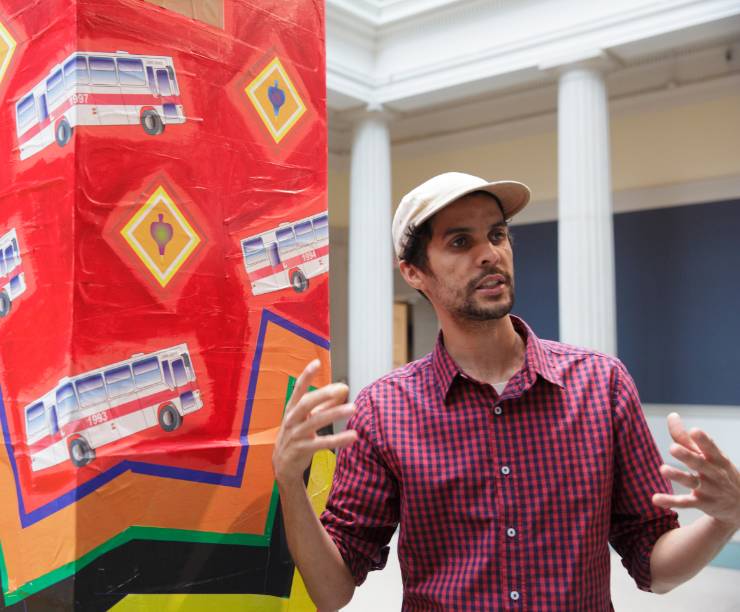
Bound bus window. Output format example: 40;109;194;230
76;374;106;408
242;237;266;268
156;69;172;96
0;249;5;276
56;383;80;420
46;70;64;105
104;365;134;398
117;58;146;86
26;402;46;439
312;214;329;241
133;357;162;388
295;221;314;246
16;95;37;132
172;359;188;387
4;246;13;269
276;227;296;253
64;56;89;86
89;57;117;85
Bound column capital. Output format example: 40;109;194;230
339;102;399;125
539;48;619;76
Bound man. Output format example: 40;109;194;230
273;172;740;610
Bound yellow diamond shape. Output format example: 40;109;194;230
121;186;201;287
0;18;16;85
246;57;306;144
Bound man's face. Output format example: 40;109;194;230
406;192;515;322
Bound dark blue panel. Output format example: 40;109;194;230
511;222;559;342
615;199;740;405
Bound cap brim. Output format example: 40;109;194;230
414;180;530;228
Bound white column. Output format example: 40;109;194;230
348;110;393;396
557;65;617;356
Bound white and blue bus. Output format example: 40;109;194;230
16;50;186;160
24;343;202;472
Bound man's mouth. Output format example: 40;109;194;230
475;274;506;290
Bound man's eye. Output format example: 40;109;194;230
491;230;508;243
450;236;468;248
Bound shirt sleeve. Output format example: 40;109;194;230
609;360;680;592
320;388;400;586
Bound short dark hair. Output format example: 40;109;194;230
400;220;433;273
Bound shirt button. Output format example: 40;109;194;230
510;591;520;601
494;406;503;415
507;528;517;538
501;465;511;475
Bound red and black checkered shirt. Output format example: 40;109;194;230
320;316;679;610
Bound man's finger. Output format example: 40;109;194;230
305;430;358;452
659;464;700;490
284;382;350;427
667;412;701;453
286;359;320;414
689;429;729;468
669;444;722;482
295;403;355;438
652;492;700;509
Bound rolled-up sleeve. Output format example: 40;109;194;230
609;361;680;591
320;389;400;586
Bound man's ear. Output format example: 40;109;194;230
399;260;427;292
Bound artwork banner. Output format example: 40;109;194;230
0;0;329;609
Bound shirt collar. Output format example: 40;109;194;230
431;315;564;401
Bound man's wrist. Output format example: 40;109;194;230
706;515;740;537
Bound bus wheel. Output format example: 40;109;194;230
69;437;95;468
55;119;73;147
141;110;164;136
290;270;309;293
0;291;10;317
158;404;182;432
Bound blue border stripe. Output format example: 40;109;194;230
0;309;329;527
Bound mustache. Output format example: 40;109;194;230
467;268;511;290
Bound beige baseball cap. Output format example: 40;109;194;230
392;172;531;258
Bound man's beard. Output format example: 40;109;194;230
451;271;515;321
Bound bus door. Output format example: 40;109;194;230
49;404;59;436
170;356;196;412
88;56;127;125
38;94;49;126
155;68;179;121
268;241;281;271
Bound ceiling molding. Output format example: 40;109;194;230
326;0;740;111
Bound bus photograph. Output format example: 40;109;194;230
240;212;329;296
0;228;26;318
15;50;186;160
23;343;203;472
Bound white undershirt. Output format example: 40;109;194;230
492;380;508;395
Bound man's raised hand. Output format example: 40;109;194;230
272;359;357;485
652;412;740;530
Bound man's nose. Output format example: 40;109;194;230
476;242;501;267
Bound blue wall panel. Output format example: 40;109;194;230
512;199;740;405
614;199;740;405
511;222;559;342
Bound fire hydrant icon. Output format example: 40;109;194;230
150;213;174;256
